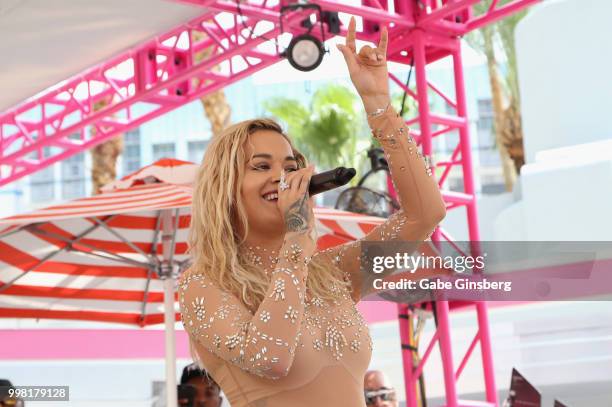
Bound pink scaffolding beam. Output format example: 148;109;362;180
0;0;538;187
379;2;539;406
0;1;540;406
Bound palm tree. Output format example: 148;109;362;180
465;0;529;191
90;98;123;195
264;84;369;179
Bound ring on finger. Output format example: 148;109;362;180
279;173;290;191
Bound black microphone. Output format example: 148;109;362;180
308;166;356;196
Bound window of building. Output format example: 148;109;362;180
476;98;495;149
187;140;209;164
152;143;175;162
61;152;85;200
123;129;141;174
30;166;55;202
475;99;507;194
437;101;459;154
481;182;506;194
29;147;55;203
448;176;465;193
476;98;502;167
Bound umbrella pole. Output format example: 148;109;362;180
161;209;178;407
164;276;178;407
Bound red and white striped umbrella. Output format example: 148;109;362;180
0;158;386;326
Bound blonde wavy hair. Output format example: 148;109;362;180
188;118;350;313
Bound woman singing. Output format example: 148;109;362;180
179;17;446;407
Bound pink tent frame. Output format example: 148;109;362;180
387;25;502;406
0;1;540;405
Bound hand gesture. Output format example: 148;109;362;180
337;16;390;111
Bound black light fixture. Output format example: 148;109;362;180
284;33;325;72
279;3;330;72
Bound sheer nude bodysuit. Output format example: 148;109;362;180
179;107;446;407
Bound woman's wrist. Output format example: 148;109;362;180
362;94;391;116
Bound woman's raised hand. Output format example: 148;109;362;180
277;164;316;241
337;16;391;113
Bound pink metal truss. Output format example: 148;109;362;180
389;28;498;406
0;0;539;405
0;0;537;187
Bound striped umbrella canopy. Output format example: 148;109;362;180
0;158;388;326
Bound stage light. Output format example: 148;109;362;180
285;34;325;72
279;3;329;72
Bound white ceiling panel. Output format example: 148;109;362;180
0;0;204;112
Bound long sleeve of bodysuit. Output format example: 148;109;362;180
178;233;311;380
316;106;447;301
